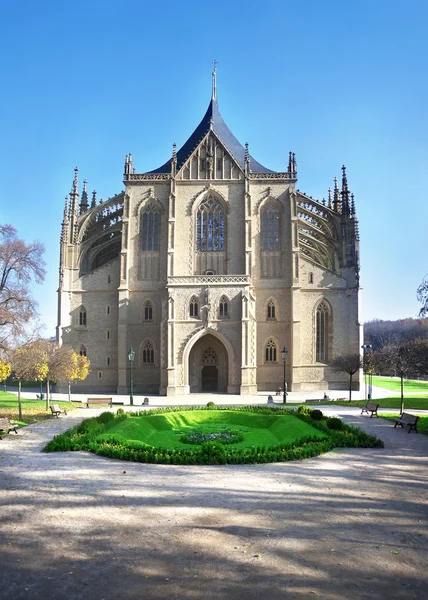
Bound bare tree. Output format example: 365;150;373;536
417;275;428;318
329;353;363;401
376;340;428;414
0;225;46;350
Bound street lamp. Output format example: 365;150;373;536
361;344;373;400
128;347;135;406
281;346;288;404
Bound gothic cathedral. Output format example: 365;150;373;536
57;70;362;395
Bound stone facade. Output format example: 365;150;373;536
57;73;362;395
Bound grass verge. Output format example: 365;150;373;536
372;376;428;393
0;391;78;426
44;405;383;465
380;413;428;435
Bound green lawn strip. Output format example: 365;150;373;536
0;391;78;426
379;413;428;436
44;406;383;465
316;397;428;410
372;376;428;393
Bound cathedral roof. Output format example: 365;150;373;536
148;85;274;174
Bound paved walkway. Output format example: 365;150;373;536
1;405;428;599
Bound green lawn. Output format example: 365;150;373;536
372;376;428;393
0;391;77;426
108;410;326;449
380;413;428;435
314;397;428;410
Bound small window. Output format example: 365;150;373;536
217;159;222;171
144;301;153;321
267;300;276;320
219;296;228;318
107;330;110;340
265;339;277;362
308;272;314;284
98;371;102;378
190;296;199;318
200;158;206;171
107;275;111;284
79;306;87;327
142;340;155;364
107;305;110;315
107;357;110;366
205;270;215;276
79;344;87;357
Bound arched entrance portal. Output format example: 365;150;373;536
188;334;228;393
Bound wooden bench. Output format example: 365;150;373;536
394;412;419;433
50;404;67;418
86;397;112;408
361;402;379;418
0;417;18;439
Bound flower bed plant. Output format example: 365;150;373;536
44;406;383;464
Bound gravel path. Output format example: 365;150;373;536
1;407;428;600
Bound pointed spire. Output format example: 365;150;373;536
79;179;88;214
61;196;69;243
292;153;297;175
245;142;250;163
70;166;79;219
333;176;340;212
350;193;356;216
211;60;218;101
288;151;293;173
341;165;350;215
172;143;177;162
124;153;133;175
328;187;332;209
91;190;97;208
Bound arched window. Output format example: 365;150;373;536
219;296;228;318
308;272;314;284
189;296;199;318
261;205;280;250
144;300;153;321
79;344;87;357
141;203;159;251
267;300;276;320
79;306;87;327
316;300;330;363
265;339;277;362
142;340;155;364
196;195;225;252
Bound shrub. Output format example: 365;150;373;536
326;417;344;431
98;411;115;424
116;408;126;417
297;405;311;415
206;401;216;407
310;409;323;421
200;441;226;464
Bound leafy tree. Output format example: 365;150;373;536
364;317;428;350
11;342;48;420
329;353;363;401
0;225;46;351
0;359;11;389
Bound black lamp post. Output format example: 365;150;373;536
361;344;373;400
281;346;288;404
128;347;135;406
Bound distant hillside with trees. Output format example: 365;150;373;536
364;318;428;351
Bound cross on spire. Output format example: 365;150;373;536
212;60;218;101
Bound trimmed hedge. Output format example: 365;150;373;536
43;406;384;464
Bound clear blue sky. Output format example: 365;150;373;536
1;0;427;338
